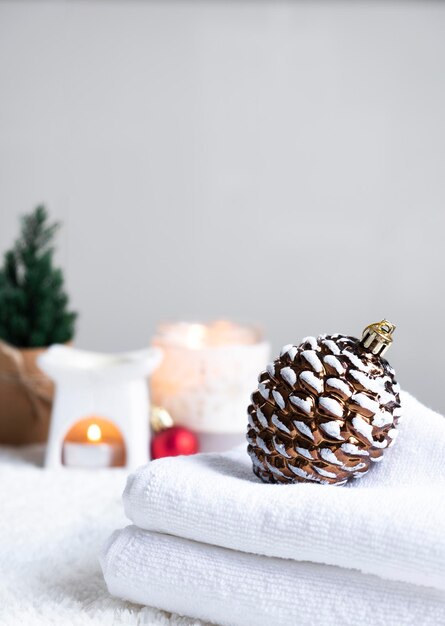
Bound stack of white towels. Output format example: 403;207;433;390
101;391;445;626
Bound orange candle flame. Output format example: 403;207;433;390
86;423;102;443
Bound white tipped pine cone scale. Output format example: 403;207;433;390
247;321;401;485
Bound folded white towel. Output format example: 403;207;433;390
101;525;445;626
123;391;445;590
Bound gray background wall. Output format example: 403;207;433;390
0;1;444;411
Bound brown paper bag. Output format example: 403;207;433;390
0;341;54;445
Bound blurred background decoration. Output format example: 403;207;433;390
0;0;444;413
151;320;270;452
0;206;76;445
39;344;162;468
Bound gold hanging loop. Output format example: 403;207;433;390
361;320;396;357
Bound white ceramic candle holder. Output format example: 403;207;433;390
39;345;162;469
151;321;270;451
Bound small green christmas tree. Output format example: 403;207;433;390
0;206;77;348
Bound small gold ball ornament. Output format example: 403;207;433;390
247;320;401;485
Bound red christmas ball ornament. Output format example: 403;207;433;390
151;425;199;460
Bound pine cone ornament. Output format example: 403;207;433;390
247;321;402;485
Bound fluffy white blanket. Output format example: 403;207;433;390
0;445;205;626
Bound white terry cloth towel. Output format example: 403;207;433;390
101;525;445;626
123;391;445;591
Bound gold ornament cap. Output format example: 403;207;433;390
150;405;174;432
361;319;395;357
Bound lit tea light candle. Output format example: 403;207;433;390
63;419;125;468
151;320;270;452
